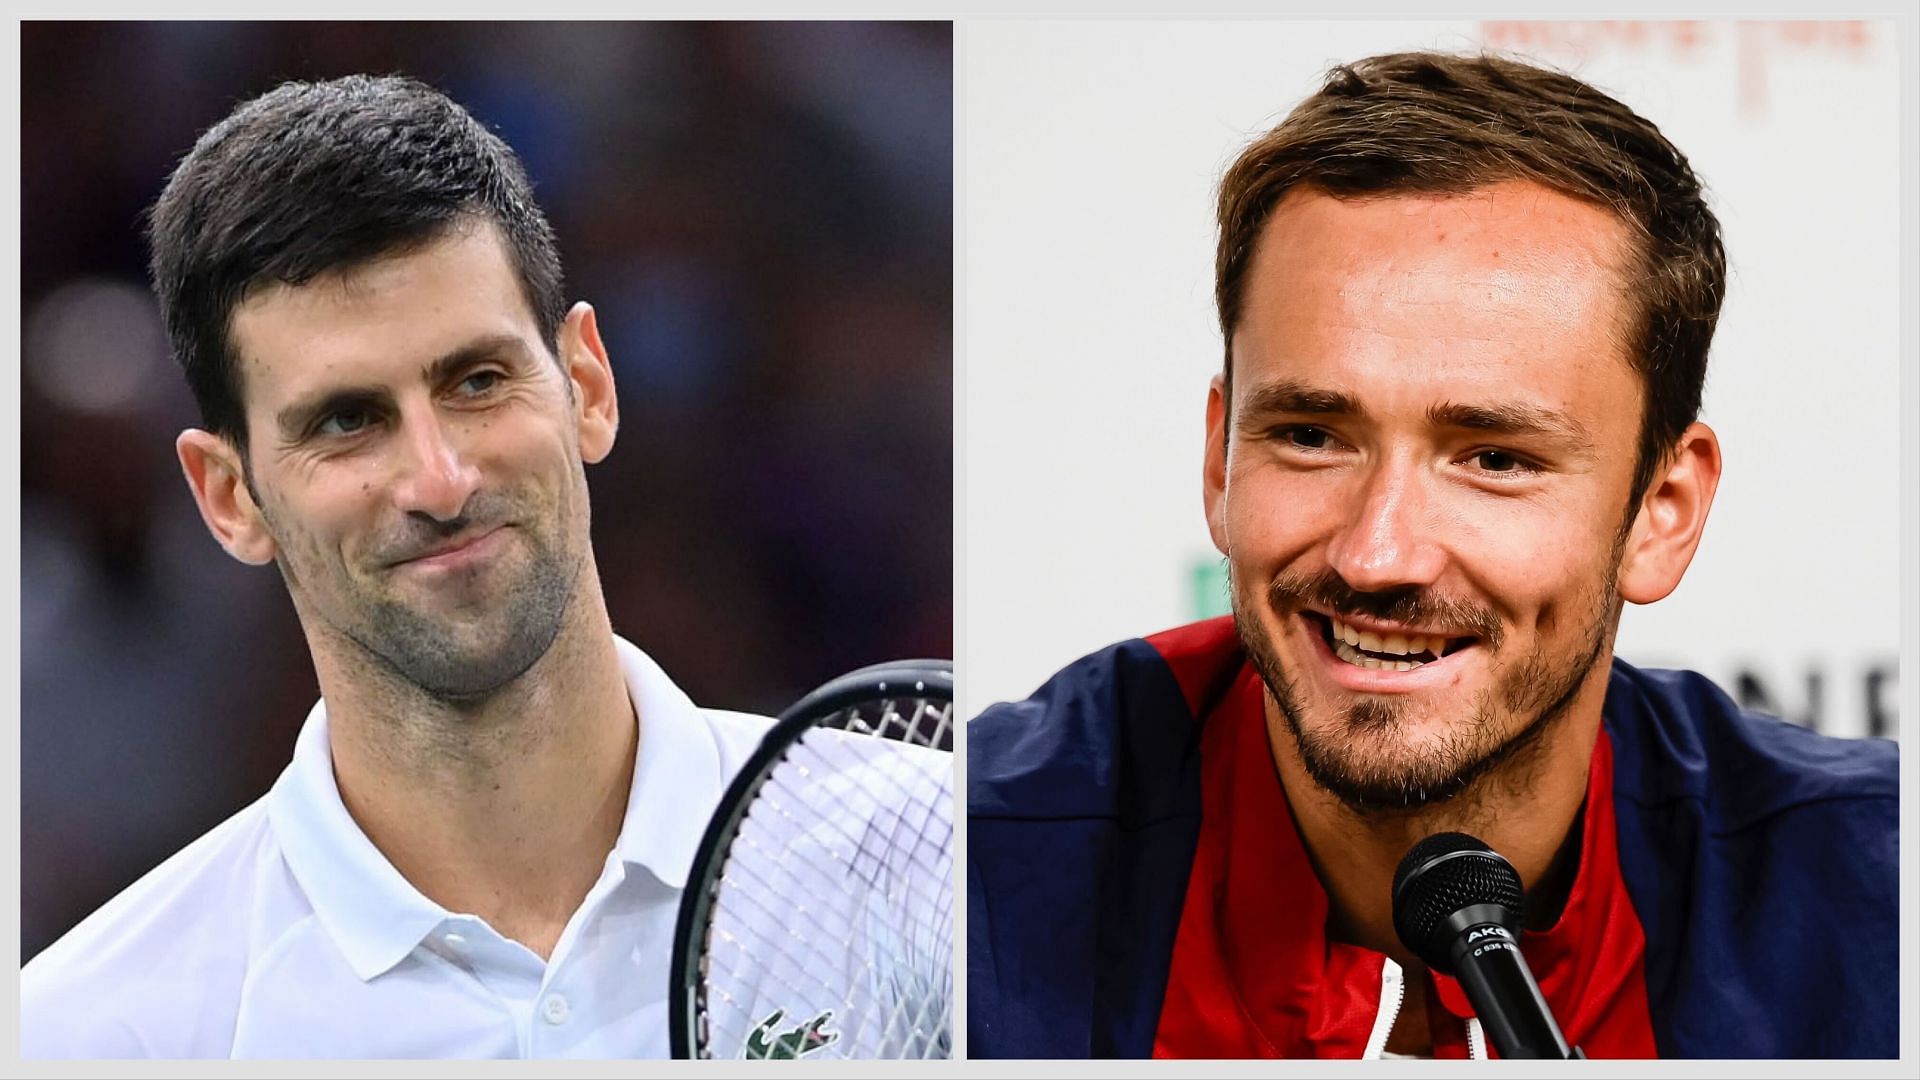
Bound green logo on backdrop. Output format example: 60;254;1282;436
1191;557;1230;620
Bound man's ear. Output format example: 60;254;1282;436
560;301;619;464
1618;421;1722;604
176;430;278;566
1204;373;1231;556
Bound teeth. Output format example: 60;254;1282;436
1333;638;1429;671
1329;617;1453;662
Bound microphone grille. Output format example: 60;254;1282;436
1391;832;1524;969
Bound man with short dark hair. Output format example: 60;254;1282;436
967;52;1897;1059
22;75;786;1059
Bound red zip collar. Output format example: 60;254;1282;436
1151;636;1657;1059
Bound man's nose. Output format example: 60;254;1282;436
1324;454;1447;593
390;409;481;522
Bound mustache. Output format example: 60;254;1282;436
373;493;515;566
1265;568;1505;651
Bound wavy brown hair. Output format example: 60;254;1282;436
1216;51;1725;506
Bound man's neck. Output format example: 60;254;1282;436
1262;664;1608;966
311;592;636;961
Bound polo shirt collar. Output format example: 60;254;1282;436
607;635;726;889
266;635;725;982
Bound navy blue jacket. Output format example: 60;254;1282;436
968;622;1900;1058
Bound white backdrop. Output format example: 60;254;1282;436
962;19;1902;737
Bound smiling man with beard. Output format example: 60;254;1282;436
967;52;1897;1059
21;76;791;1059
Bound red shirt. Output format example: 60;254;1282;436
1151;648;1659;1059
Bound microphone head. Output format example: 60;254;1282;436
1391;832;1525;972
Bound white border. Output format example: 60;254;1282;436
1;2;1915;1075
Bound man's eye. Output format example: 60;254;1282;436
1278;425;1335;450
316;409;371;437
1470;449;1539;474
458;370;502;395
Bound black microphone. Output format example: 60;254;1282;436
1391;832;1582;1059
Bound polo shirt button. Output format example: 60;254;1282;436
542;994;571;1025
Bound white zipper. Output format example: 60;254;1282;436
1361;957;1405;1058
1362;956;1487;1059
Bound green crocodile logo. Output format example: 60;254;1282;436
744;1008;838;1059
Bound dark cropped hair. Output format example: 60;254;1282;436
1216;51;1725;507
147;74;565;445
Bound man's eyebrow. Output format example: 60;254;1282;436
1426;399;1594;449
273;334;533;438
1236;379;1363;424
1235;379;1596;452
419;333;532;384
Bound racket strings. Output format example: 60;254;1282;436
693;703;952;1059
832;697;955;751
710;759;947;991
778;700;956;894
706;771;929;988
744;728;950;954
755;732;951;896
701;810;947;1055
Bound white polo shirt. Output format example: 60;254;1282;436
21;637;777;1059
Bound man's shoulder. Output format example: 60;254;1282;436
1604;661;1898;1056
1603;658;1897;825
21;797;293;1059
967;621;1227;1059
699;706;781;768
969;617;1238;825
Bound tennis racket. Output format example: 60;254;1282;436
669;659;954;1059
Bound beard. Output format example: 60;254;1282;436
1230;562;1616;818
347;532;580;702
270;485;587;704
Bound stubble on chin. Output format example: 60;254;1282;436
275;505;588;707
355;531;584;703
1228;567;1611;820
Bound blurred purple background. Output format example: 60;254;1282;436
19;21;952;961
